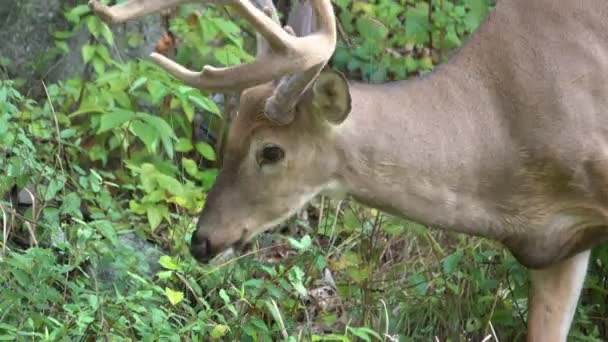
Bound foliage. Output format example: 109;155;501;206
0;0;606;341
332;0;494;81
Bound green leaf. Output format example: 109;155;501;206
176;138;194;152
65;4;90;23
164;287;184;305
181;158;199;178
188;95;221;116
195;142;216;161
147;206;164;231
147;80;168;105
136;112;177;158
100;23;114;45
129;77;148;93
347;327;382;342
405;2;430;44
98;109;136;133
219;289;230;304
96;221;118;245
465;0;490;31
210;325;229;339
96;45;112;64
60;192;82;217
156;270;173;280
181;100;194;122
131;120;159;153
81;44;96;64
356;16;389;41
156;174;183;195
288;266;307;297
442;250;463;274
159;255;182;271
288;235;312;252
45;177;66;201
92;57;106;74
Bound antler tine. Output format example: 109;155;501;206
264;0;336;124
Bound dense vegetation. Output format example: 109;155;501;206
1;0;606;340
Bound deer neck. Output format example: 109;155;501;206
332;53;514;239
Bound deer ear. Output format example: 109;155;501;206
311;70;351;125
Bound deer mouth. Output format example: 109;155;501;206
190;229;253;264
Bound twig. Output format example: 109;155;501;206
270;299;288;339
1;204;8;255
0;203;37;225
484;282;502;338
22;187;38;247
379;299;390;341
327;200;343;254
42;81;67;179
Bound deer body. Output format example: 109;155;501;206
91;0;608;340
329;0;608;269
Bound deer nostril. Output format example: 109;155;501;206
190;234;212;263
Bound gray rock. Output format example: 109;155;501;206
95;232;168;289
0;0;163;84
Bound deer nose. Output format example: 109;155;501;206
190;233;213;263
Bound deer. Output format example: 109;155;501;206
89;0;608;340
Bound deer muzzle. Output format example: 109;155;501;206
189;232;215;263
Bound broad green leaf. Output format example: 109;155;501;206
98;109;136;133
356;16;389;41
81;44;96;64
129;77;148;93
100;22;114;45
135;112;176;157
65;4;90;23
130;120;158;153
92;57;106;74
176;138;193;152
60;192;82;217
159;255;182;271
195;142;216;161
147;80;168;105
465;0;490;31
156;271;173;280
443;250;463;274
181;158;199;178
347;327;382;342
347;265;371;283
147;206;164;231
95;45;112;64
188;95;221;116
45;177;66;201
405;2;430;44
164;287;184;305
219;289;230;304
156;174;183;195
288;235;312;252
288;266;308;297
210;325;229;339
182;100;194;122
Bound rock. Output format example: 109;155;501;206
95;232;168;289
0;0;163;85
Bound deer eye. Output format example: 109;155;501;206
257;144;285;166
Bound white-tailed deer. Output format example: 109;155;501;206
90;0;608;340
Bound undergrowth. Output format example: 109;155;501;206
0;0;606;341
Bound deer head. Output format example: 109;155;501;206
89;0;349;262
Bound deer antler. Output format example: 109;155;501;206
89;0;336;123
265;0;329;124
